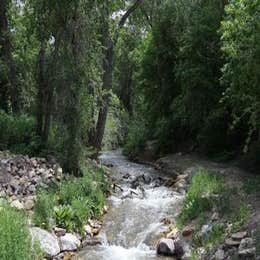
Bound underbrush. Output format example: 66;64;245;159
34;164;110;234
0;203;42;260
0;111;39;155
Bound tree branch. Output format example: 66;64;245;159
118;0;144;29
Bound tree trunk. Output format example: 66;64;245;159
40;31;62;144
0;0;19;113
93;37;114;153
36;41;46;138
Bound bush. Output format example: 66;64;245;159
0;111;39;155
0;204;41;260
33;165;109;234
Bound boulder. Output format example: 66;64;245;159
30;227;60;257
156;238;175;256
59;233;81;251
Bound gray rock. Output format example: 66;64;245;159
238;237;256;257
231;231;247;241
24;199;34;210
30;227;60;257
59;233;81;251
225;238;241;247
81;237;102;247
54;227;66;237
214;249;225;260
11;199;24;210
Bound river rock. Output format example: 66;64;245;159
82;237;102;247
24;199;34;210
59;233;81;251
54;227;66;237
30;227;60;257
231;231;247;241
156;238;175;256
238;237;256;257
214;249;225;260
225;238;241;247
11;199;24;210
182;225;195;237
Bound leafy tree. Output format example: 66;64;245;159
221;0;260;152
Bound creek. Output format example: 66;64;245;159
79;150;184;260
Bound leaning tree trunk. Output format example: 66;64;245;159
0;0;19;113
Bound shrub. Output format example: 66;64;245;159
0;204;41;260
0;111;39;155
33;165;108;233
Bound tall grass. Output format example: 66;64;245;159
0;204;41;260
178;169;225;225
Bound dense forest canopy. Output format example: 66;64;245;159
0;0;259;174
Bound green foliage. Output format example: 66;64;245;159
231;202;250;232
0;111;39;154
103;94;129;150
33;191;55;230
178;170;225;225
193;224;225;250
123;117;148;159
243;176;260;194
34;165;109;233
54;205;74;231
0;204;42;260
220;0;260;152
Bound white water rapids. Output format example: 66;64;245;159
79;150;185;260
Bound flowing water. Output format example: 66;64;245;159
79;150;185;260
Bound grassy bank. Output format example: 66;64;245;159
177;169;250;256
